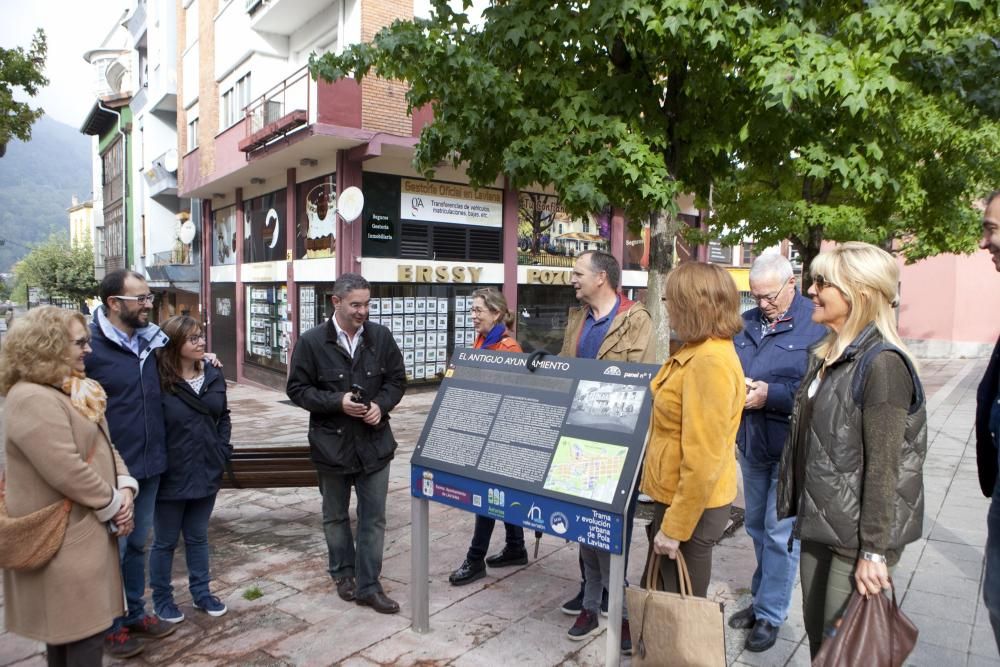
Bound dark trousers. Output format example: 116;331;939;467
149;493;218;609
573;488;640;594
46;631;103;667
984;481;1000;654
642;502;731;597
467;515;525;562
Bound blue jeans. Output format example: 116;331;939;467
114;474;161;629
149;494;218;609
985;480;1000;654
740;452;800;625
317;464;390;598
467;516;524;562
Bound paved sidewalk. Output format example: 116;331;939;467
0;359;997;666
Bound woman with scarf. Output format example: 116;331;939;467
1;306;138;666
448;287;527;585
150;315;232;623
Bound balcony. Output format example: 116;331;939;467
150;248;194;266
147;246;199;286
249;0;338;36
238;66;311;155
142;150;179;198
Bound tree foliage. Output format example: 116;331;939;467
13;234;97;307
0;29;48;153
310;1;1000;286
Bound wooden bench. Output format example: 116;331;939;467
221;445;318;489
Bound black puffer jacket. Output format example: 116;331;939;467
286;319;406;474
777;325;927;552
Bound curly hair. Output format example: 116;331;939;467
0;306;86;396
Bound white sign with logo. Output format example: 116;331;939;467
400;178;502;228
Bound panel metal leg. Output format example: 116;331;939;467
410;496;430;633
606;552;625;667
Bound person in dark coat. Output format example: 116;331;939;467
729;254;827;653
148;315;232;624
286;273;406;615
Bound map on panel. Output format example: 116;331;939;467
542;436;629;504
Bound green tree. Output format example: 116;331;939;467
0;29;48;156
13;234;97;308
311;1;999;337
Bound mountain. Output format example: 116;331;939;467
0;114;93;272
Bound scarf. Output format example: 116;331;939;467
60;370;107;424
481;323;507;349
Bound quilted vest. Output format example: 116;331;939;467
777;324;927;551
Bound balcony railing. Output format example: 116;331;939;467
151;248;194;266
239;66;310;154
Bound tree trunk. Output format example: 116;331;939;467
794;224;824;294
646;210;682;363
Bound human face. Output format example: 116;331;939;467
110;276;153;331
807;274;850;332
981;196;1000;272
333;288;370;334
749;274;795;321
470;296;499;335
180;330;206;363
65;319;91;374
570;254;604;305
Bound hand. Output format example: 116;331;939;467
342;393;367;417
854;557;890;596
363;402;383;426
744;381;768;410
113;488;134;526
653;530;680;559
117;518;134;537
203;352;223;368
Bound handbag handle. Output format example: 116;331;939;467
643;550;694;598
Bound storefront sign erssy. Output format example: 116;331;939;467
398;265;485;283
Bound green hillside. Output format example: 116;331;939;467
0;114;93;272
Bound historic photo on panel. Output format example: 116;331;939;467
565;380;646;434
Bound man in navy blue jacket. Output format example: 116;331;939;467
729;254;827;652
85;270;174;658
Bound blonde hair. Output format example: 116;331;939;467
0;306;86;395
666;262;743;343
810;242;913;368
472;287;514;328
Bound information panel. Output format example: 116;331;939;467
410;350;659;553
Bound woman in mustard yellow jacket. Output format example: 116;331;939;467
641;261;745;596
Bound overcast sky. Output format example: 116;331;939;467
1;0;130;129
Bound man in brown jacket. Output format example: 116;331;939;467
558;250;653;653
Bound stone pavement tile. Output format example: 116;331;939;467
273;589;349;626
360;612;508;665
267;555;335;593
214;545;324;587
908;571;982;599
450;568;589;621
735;636;800;666
264;610;410;667
6;658;44;667
903;590;979;624
783;642;813;667
904;641;970;666
777;616;808;644
450;615;605;667
337;657;381;667
905;611;974;653
928;525;989;548
972;622;1000;659
217;579;301;615
970;655;1000;667
923;539;987;565
0;632;42;667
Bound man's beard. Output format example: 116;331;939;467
121;308;148;329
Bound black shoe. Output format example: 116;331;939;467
335;576;356;602
561;588;584;616
485;546;528;568
745;619;779;652
567;609;601;640
123;615;177;639
600;588;609;618
728;605;756;629
355;590;400;614
104;629;144;659
449;559;486;586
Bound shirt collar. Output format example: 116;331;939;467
586;295;620;324
331;315;363;341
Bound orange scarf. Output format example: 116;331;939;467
59;370;107;423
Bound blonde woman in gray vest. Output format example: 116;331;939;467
776;242;927;658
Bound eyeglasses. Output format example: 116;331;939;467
469;307;489;315
812;274;841;292
71;336;91;348
751;280;789;305
112;294;155;304
186;334;206;344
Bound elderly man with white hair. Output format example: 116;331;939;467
729;252;827;652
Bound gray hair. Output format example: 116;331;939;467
333;273;371;298
580;250;621;291
749;253;793;285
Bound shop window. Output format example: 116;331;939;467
518;193;610;267
246;284;290;372
243;189;287;263
296;174;336;259
212;205;236;265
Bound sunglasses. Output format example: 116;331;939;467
812;274;840;292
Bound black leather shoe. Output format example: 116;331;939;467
356;590;400;614
485;546;528;568
728;605;756;629
335;576;356;602
449;559;486;586
745;619;779;652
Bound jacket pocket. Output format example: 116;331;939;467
309;422;349;468
767;338;812;378
318;367;349;391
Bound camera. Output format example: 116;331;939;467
350;383;370;409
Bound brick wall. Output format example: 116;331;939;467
360;0;413;136
176;0;187;193
198;0;219;177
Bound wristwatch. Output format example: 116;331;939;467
860;551;887;564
